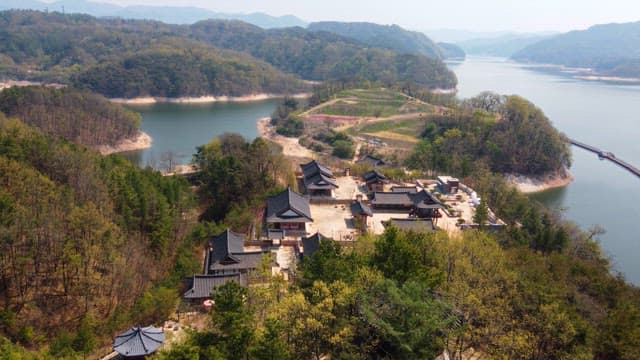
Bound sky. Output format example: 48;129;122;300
94;0;640;33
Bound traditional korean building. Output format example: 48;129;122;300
410;190;446;219
371;191;414;210
301;232;328;259
183;273;248;301
266;188;313;235
204;229;270;276
371;189;445;219
391;185;418;193
351;200;373;231
113;326;164;359
300;160;338;197
358;155;387;167
362;170;388;193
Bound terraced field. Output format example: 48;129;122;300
308;88;435;118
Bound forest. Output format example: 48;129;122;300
0;10;458;97
0;86;141;147
405;92;571;177
0;116;198;357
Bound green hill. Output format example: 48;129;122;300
190;20;457;89
308;21;443;59
512;22;640;77
0;10;457;96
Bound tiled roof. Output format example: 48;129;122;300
301;160;334;178
113;326;164;357
358;155;386;167
363;170;387;183
209;252;268;273
205;229;271;274
391;186;418;193
371;192;414;207
302;232;327;258
301;161;338;190
266;188;313;223
410;190;445;208
351;200;373;217
183;274;247;299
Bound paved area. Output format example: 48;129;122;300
334;176;367;200
308;203;358;240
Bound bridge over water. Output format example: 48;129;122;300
569;139;640;178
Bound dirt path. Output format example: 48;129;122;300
257;117;313;158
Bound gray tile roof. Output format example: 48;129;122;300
183;274;247;299
410;190;445;208
371;192;414;207
363;170;387;184
301;161;338;190
209;252;268;273
358;155;387;167
392;186;418;193
113;326;164;357
301;160;334;178
351;200;373;217
205;229;271;274
302;232;327;258
266;188;313;223
384;218;436;232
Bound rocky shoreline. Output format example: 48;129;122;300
506;169;574;194
110;92;310;105
97;131;152;155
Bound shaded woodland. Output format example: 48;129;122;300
0;86;140;147
0;116;196;356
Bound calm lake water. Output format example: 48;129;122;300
450;57;640;284
121;99;279;167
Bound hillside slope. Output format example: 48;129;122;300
308;21;443;59
512;22;640;77
0;11;458;95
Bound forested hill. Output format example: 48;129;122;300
0;11;458;95
437;42;466;59
190;20;457;89
73;42;306;98
308;21;444;59
0;116;196;355
512;22;640;77
0;11;308;98
0;86;141;147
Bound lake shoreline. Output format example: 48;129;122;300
97;131;152;155
256;117;313;158
506;169;574;194
111;92;310;105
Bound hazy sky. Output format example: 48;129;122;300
96;0;640;32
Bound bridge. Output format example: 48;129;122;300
569;139;640;178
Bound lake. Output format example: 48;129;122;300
123;58;640;284
121;99;279;168
450;57;640;284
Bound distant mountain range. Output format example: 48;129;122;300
512;22;640;77
0;0;307;28
308;22;465;60
458;34;554;57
